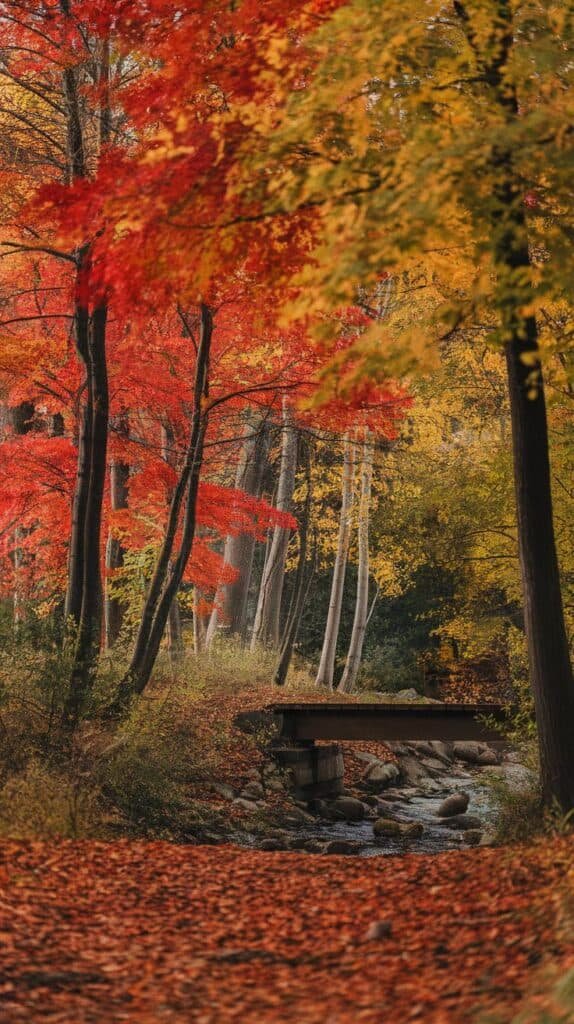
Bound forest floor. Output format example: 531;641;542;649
0;835;573;1023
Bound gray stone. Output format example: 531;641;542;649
440;814;483;831
373;817;404;837
399;756;430;787
210;783;235;801
436;792;470;818
241;781;265;801
265;778;285;793
402;821;425;839
463;830;483;846
259;838;285;851
354;751;382;765
453;742;499;766
303;840;325;854
393;688;421;701
364;762;400;791
332;796;366;821
232;798;261;813
324;839;363;855
420;757;450;775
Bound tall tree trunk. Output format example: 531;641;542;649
104;417;129;648
206;414;269;645
114;305;212;706
9;402;34;627
456;0;574;810
64;303;109;726
274;441;313;686
161;423;184;661
339;431;373;693
315;433;356;688
193;587;209;655
251;400;297;649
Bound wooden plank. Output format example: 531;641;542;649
268;702;508;743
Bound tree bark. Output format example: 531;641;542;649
64;302;109;725
206;414;269;645
161;423;184;661
315;433;356;688
9;402;34;627
339;431;373;693
104;417;129;649
456;0;574;810
114;304;212;705
274;441;313;686
251;400;297;649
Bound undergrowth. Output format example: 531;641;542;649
0;623;316;840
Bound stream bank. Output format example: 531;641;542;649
199;727;532;856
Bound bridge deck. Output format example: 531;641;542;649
269;702;508;743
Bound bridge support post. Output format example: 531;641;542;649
274;743;344;800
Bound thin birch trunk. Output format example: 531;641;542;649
193;587;209;655
206;414;269;645
250;399;297;649
274;441;313;686
315;433;356;688
339;431;373;693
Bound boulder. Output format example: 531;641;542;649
210;783;235;801
265;778;285;793
398;756;430;787
393;688;421;701
364;762;400;791
332;796;366;821
364;920;393;940
402;822;425;839
354;751;382;765
407;741;453;763
463;830;483;846
373;817;404;837
436;792;470;818
453;742;499;766
259;838;285;851
232;798;261;814
440;813;483;831
324;839;363;855
241;781;265;801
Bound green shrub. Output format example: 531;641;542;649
356;641;424;694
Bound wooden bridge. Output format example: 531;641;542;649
269;701;508;745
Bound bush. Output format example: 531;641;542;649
356;641;424;694
0;759;101;839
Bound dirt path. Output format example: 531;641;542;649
1;837;572;1023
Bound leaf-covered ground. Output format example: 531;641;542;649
1;837;572;1023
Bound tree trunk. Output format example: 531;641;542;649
104;417;129;649
274;441;313;686
458;0;574;811
114;304;212;705
251;400;297;649
161;423;184;661
193;587;209;655
9;402;34;627
64;303;109;726
315;433;356;688
339;431;373;693
206;414;269;645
